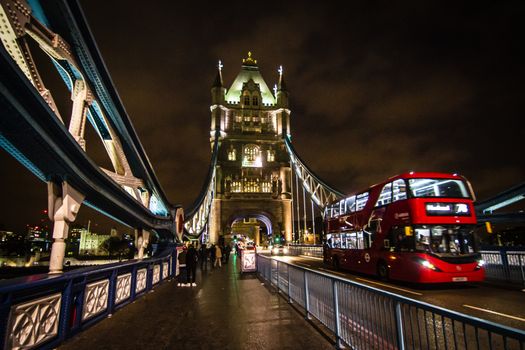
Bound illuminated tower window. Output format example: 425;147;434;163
244;178;260;192
267;149;275;162
261;181;271;193
242;144;262;167
228;146;237;161
232;180;242;192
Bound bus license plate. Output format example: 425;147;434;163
452;277;468;282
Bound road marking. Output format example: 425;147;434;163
299;255;323;260
355;278;423;296
319;267;348;277
463;305;525;322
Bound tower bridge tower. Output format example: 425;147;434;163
208;52;292;245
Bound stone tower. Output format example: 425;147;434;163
208;52;292;245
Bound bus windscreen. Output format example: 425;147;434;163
408;178;471;198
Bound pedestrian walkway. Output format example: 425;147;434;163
59;254;333;350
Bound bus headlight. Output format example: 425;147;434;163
413;257;440;271
272;247;279;255
475;259;486;270
283;247;289;255
420;260;437;270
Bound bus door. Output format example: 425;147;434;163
359;217;381;274
360;209;385;274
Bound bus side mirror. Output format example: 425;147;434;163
384;239;390;249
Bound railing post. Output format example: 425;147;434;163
277;260;280;292
519;254;525;286
501;249;511;282
288;265;293;303
332;280;344;349
394;302;405;350
108;268;118;315
304;270;310;319
58;278;74;342
130;264;138;301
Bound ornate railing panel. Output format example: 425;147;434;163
152;265;160;285
162;262;169;280
5;293;61;350
135;268;147;293
82;279;109;321
115;273;132;304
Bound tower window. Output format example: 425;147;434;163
242;144;262;167
243;95;250;106
228;146;237;161
252;96;258;106
267;149;275;162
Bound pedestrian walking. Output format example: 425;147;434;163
199;244;208;270
210;244;216;267
177;245;187;286
186;243;198;286
223;244;230;263
214;244;222;267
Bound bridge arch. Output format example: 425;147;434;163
225;210;279;246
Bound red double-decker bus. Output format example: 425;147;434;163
323;172;485;283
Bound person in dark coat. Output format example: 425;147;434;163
199;244;208;270
210;244;216;267
186;244;198;286
223;244;231;263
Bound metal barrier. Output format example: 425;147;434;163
257;254;525;350
287;244;323;258
481;250;525;285
0;248;177;350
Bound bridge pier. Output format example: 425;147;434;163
47;181;85;273
135;229;151;259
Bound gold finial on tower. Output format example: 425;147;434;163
242;51;257;65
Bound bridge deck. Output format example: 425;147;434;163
59;255;332;349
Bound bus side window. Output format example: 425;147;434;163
375;183;392;207
392;179;407;202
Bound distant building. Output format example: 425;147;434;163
0;230;16;242
26;225;51;252
79;229;110;256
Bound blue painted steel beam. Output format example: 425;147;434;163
34;0;172;215
0;45;173;237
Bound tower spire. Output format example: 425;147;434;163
212;59;224;87
276;64;288;108
277;65;287;91
242;51;258;66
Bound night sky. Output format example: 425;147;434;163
1;1;524;233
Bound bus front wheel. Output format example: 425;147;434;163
377;261;389;281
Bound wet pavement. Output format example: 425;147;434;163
59;255;333;350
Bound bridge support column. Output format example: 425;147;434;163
209;199;221;244
47;181;84;274
135;229;150;259
282;198;292;243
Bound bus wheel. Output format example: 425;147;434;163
377;261;389;281
333;257;340;271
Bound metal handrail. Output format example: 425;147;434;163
257;254;525;349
